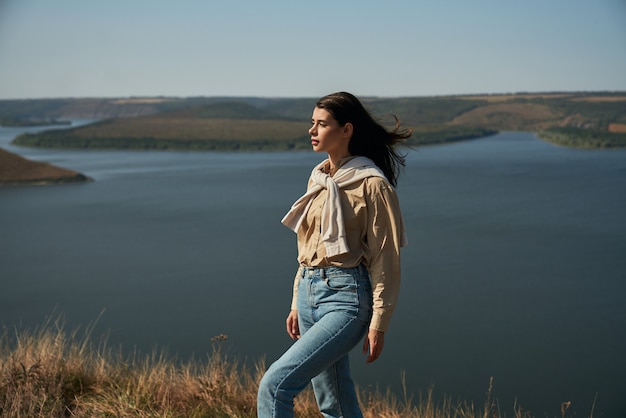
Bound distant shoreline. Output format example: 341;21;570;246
0;118;71;128
2;92;625;151
11;127;498;152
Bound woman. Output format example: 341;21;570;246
257;92;411;418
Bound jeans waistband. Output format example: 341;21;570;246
301;264;368;279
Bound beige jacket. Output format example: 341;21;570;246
286;157;406;332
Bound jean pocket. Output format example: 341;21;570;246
323;275;358;292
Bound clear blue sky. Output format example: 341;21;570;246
1;0;625;99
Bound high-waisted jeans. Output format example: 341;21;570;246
257;265;373;418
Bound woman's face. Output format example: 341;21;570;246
309;107;351;158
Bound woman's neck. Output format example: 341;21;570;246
327;152;351;173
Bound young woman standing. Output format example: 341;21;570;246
257;92;411;418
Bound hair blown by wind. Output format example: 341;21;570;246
316;92;412;186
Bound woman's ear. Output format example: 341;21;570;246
342;122;354;139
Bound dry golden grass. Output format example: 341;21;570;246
0;318;535;418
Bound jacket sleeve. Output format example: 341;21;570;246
365;178;404;332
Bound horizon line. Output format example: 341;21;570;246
1;89;626;101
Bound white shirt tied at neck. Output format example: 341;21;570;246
282;156;407;257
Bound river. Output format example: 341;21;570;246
1;124;625;416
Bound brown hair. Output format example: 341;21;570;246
315;92;411;186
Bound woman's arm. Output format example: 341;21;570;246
364;178;404;348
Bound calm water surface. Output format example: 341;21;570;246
1;125;625;416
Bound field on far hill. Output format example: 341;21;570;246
450;102;561;131
4;92;626;150
452;93;626;130
12;102;313;151
81;118;307;141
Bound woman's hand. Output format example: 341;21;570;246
362;328;385;364
286;309;300;340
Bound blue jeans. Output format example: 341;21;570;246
257;265;373;418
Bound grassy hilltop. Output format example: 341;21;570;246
3;92;626;150
1;319;541;418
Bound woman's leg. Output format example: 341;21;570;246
311;353;361;417
257;310;367;417
257;266;372;418
308;265;371;417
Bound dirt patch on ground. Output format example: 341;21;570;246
609;123;626;133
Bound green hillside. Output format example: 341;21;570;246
5;92;626;150
12;101;312;151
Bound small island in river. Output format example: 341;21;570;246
0;148;91;185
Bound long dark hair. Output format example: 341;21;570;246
315;92;411;187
